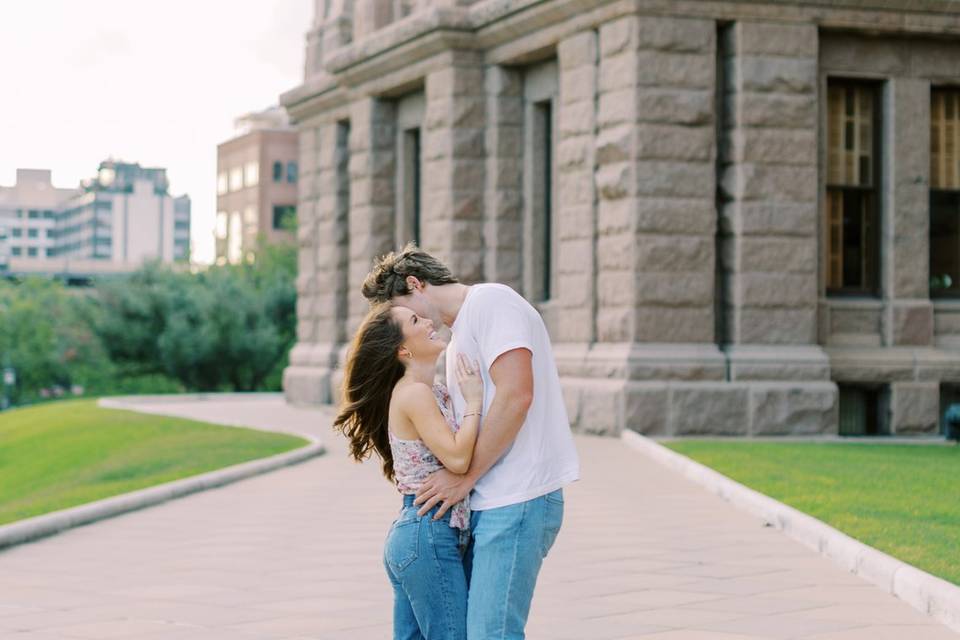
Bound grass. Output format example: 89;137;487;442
664;440;960;587
0;399;308;526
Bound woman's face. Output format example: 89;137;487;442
391;306;446;362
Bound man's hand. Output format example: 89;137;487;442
414;468;475;519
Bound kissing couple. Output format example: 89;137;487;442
334;244;580;639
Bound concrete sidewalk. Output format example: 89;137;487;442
0;395;955;639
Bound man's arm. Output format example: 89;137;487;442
414;347;533;518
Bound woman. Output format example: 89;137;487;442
333;302;483;640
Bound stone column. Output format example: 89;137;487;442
590;15;727;436
284;120;353;405
556;30;598;344
719;21;831;381
483;66;523;292
716;21;836;435
596;16;719;346
347;97;396;334
423;52;486;282
885;78;933;347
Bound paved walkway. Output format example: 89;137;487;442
0;395;956;639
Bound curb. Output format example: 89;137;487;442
0;399;325;552
622;430;960;634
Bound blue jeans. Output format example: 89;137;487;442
384;494;469;640
465;489;564;639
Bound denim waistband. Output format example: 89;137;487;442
401;493;451;521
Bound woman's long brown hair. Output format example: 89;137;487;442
333;303;406;482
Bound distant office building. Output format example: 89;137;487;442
0;162;190;279
216;106;298;265
57;160;190;264
0;169;76;265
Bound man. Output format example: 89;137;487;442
362;243;580;639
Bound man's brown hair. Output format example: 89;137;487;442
361;243;459;303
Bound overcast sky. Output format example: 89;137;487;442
0;0;313;263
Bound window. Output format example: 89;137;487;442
826;81;881;296
243;206;257;227
286;161;298;184
397;127;421;247
27;247;37;257
215;211;228;239
941;384;960;435
27;228;38;239
46;229;55;239
11;247;21;256
28;210;39;219
228;212;243;264
534;99;554;301
45;248;54;258
838;385;888;436
244;161;259;187
930;88;960;297
217;171;228;195
273;161;283;182
12;228;21;238
229;167;243;192
43;210;54;219
272;205;296;230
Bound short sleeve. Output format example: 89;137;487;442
473;288;535;366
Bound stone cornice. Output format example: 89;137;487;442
280;0;960;122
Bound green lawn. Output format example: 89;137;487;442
663;440;960;586
0;399;308;526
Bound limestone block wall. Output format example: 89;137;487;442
281;0;960;438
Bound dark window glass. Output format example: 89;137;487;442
838;386;886;436
826;81;882;296
272;205;296;230
11;247;21;256
286;161;298;183
27;210;39;219
273;161;283;182
12;228;21;237
930;191;960;296
27;229;38;238
27;247;37;257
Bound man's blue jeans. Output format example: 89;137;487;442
384;495;469;640
465;489;565;639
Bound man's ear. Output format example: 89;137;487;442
405;275;422;292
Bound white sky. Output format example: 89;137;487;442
0;0;313;264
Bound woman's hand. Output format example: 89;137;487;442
455;352;483;411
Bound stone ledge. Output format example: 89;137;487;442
622;429;960;634
0;399;325;552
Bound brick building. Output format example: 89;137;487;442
281;0;960;438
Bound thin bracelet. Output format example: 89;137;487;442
463;410;482;418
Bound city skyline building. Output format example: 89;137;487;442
216;106;298;265
0;161;190;279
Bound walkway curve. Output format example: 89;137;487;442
0;394;956;639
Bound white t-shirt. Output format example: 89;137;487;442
445;283;580;510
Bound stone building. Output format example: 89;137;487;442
281;0;960;438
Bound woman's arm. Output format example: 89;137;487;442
399;354;483;474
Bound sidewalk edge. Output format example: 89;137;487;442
0;402;325;552
621;430;960;634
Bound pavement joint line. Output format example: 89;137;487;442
621;429;960;634
0;397;326;553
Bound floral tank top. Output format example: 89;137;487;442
389;383;470;531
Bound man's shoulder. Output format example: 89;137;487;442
468;283;530;309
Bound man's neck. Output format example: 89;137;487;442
436;283;471;327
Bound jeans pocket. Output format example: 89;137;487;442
386;517;420;574
541;492;564;559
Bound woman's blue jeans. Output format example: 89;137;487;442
384;494;469;640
